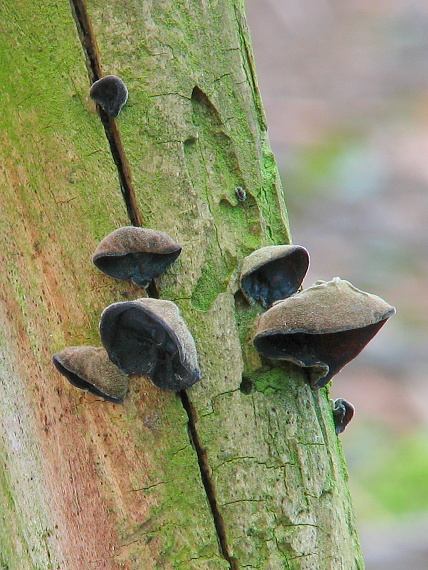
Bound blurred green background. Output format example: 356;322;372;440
246;1;428;567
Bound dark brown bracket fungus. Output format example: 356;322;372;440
240;245;309;308
99;298;201;391
253;277;396;389
92;226;182;288
333;398;355;435
89;75;128;118
52;346;129;403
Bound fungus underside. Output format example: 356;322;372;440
255;320;389;388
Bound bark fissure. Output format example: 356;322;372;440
180;390;239;570
68;0;142;227
68;1;237;563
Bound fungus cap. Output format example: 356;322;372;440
100;298;200;391
240;245;309;308
89;75;128;117
253;277;396;388
333;398;355;435
93;226;182;288
52;346;128;403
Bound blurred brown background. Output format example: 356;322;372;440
246;1;428;568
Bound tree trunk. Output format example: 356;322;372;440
0;0;364;568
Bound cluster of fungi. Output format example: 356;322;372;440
53;226;199;398
53;76;395;436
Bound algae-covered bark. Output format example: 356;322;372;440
0;1;224;568
0;0;364;568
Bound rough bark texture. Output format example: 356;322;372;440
0;0;364;568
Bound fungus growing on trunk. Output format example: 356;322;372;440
253;277;395;388
92;226;182;288
240;245;309;308
52;346;128;403
235;186;247;202
100;298;200;391
333;398;355;435
89;75;128;117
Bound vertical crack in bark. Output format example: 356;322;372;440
68;1;236;562
69;0;142;227
180;390;239;570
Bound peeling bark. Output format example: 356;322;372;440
0;0;364;568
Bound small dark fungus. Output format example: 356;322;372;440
333;398;355;435
240;245;309;308
92;226;182;288
52;346;128;403
235;186;247;202
253;277;396;388
89;75;128;117
100;298;200;391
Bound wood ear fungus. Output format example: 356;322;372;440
253;277;396;388
99;298;201;391
240;245;309;308
52;346;128;403
92;226;182;288
89;75;128;117
333;398;355;435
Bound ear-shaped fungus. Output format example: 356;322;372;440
333;398;355;435
240;245;309;308
52;346;128;403
253;277;396;388
92;226;182;288
89;75;128;117
99;298;200;391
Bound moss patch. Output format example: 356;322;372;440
191;245;236;311
253;368;295;396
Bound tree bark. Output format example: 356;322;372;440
0;0;364;568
